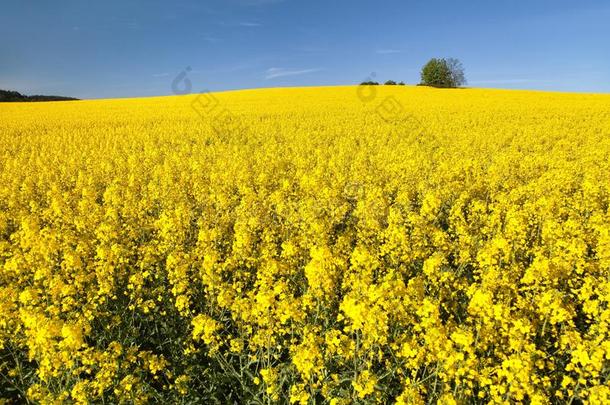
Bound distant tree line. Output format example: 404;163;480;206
0;89;79;102
359;80;405;86
359;58;466;88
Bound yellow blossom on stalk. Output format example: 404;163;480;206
289;383;310;404
292;331;323;380
174;375;190;396
352;370;377;399
260;367;280;400
60;323;85;351
70;381;89;404
191;314;221;346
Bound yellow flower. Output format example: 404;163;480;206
352;370;377;399
191;314;221;346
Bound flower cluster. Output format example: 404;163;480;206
1;86;610;403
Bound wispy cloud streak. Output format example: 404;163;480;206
238;21;263;27
469;79;547;85
264;67;322;79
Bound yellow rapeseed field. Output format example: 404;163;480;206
1;86;610;404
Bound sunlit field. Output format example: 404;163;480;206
1;86;610;403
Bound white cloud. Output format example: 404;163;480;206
468;79;543;85
238;21;263;27
202;36;222;43
264;67;322;80
238;0;287;5
127;21;140;30
218;21;263;27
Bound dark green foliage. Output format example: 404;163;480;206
359;81;379;85
0;90;25;102
0;89;78;102
384;80;397;85
420;58;466;88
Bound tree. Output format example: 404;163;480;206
359;81;379;85
420;58;466;88
384;80;397;85
446;58;466;88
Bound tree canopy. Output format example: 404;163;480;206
420;58;466;88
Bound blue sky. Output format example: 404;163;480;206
1;0;609;99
